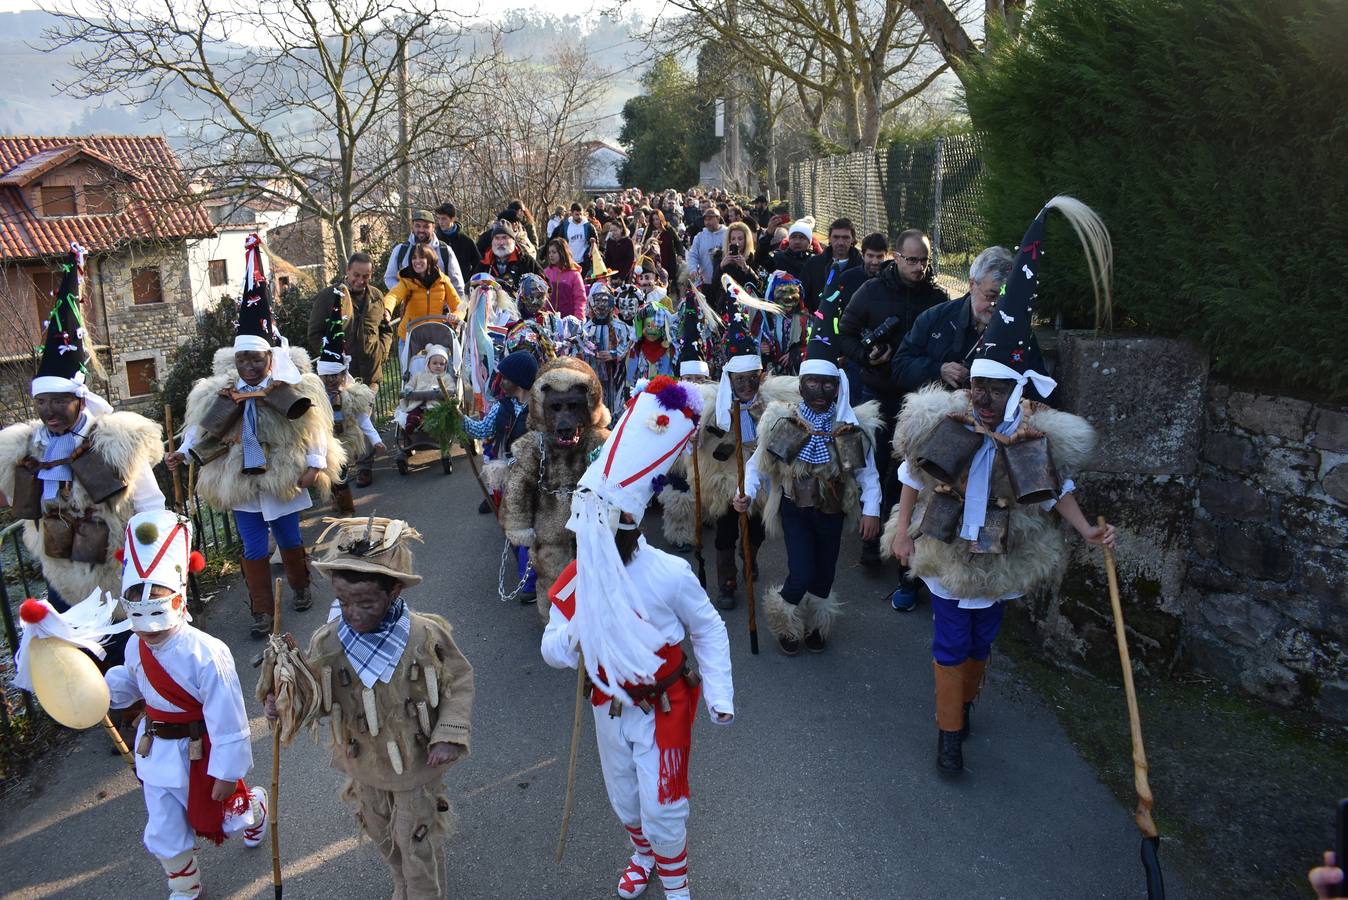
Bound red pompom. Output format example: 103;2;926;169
19;598;47;624
114;547;125;564
188;550;206;574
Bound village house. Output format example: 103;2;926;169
0;135;213;422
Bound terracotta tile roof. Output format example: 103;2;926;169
0;135;214;261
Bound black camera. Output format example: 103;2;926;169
860;315;903;355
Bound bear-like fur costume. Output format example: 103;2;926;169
502;357;609;622
879;384;1097;599
661;376;798;547
332;379;376;462
749;386;884;538
183;346;344;510
0;410;163;610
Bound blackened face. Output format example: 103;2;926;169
321;373;345;393
331;574;400;634
970;377;1015;426
729;370;761;403
798;374;839;413
234;351;271;385
34;392;82;434
543;384;590;448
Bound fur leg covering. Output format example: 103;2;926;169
660;485;697;547
760;585;804;641
801;591;843;641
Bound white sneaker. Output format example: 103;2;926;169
242;786;268;848
616;854;653;898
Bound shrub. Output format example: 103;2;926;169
963;0;1348;396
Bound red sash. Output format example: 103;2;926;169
548;563;700;804
138;639;240;845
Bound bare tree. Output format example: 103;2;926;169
904;0;1027;74
42;0;500;264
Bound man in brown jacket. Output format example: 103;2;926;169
307;251;391;486
265;517;474;899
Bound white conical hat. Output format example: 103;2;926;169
119;510;202;632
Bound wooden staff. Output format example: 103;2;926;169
164;405;200;604
102;714;135;771
732;399;759;655
690;428;706;588
1099;517;1165;900
555;652;585;863
270;577;284;899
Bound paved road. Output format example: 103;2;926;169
0;449;1184;900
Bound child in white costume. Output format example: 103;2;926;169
104;509;268;899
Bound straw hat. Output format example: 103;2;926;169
312;517;423;587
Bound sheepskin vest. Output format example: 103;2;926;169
332;382;376;461
183;347;344;510
0;411;162;607
882;384;1097;599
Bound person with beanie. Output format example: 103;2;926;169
768;216;818;282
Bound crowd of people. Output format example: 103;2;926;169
3;189;1339;900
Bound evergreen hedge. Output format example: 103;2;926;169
964;0;1348;397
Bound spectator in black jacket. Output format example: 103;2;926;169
890;245;1045;397
768;216;817;281
435;202;480;287
801;217;862;311
837;228;950;570
835;231;889;315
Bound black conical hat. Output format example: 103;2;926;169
676;291;706;366
234;233;277;350
35;245;90;384
721;302;759;361
317;288;348;374
803;277;843;368
972;206;1047;375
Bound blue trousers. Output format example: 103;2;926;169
236;510;303;560
930;592;1004;665
779;497;845;605
514;544;537;593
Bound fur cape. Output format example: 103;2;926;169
880;384;1097;599
0;411;163;606
184;346;344;510
504;357;609;618
335;380;376;460
750;388;884;538
661;376;796;546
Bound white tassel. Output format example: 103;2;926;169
1043;195;1114;331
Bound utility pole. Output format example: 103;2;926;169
723;0;741;191
396;31;411;235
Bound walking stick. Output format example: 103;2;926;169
270;577;284;899
163;405;200;604
690;429;706;587
732;399;759;655
102;714;136;771
555;652;585;863
1099;517;1165;900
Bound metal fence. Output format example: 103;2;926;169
788;133;988;292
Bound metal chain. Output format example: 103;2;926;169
536;439;577;499
497;539;534;603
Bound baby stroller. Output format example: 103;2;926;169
392;313;463;476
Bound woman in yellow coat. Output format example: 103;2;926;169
387;242;463;339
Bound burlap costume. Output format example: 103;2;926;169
0;412;163;613
502;358;609;622
182;346;344;510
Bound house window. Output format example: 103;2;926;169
40;185;77;217
208;259;228;287
359;224;371;243
132;267;163;305
85;183;120;215
125;358;157;397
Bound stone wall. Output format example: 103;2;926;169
1184;387;1348;720
1020;332;1348;723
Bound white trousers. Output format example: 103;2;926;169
592;703;689;856
143;783;195;859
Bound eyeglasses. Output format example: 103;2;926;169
899;255;929;266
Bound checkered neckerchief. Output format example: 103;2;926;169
797;401;836;465
338;596;411;688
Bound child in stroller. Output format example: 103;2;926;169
393;311;462;474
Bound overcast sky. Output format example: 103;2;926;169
0;0;669;24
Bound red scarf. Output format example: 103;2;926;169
549;563;700;804
139;639;245;845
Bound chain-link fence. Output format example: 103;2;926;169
788;133;988;294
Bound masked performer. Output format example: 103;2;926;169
462;272;518;416
106;510;268;900
578;284;635;414
502;357;609;624
169;235;343;636
885;197;1116;773
733;289;883;654
315;293;383;516
755;271;811;375
263;516;475;900
626;303;678;385
542;375;734;900
505;273;583;362
0;244;164;666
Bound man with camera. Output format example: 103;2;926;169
837;228;950;571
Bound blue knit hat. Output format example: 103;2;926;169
497;350;539;390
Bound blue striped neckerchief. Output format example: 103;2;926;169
338;596;412;688
38;413;90;501
796;401;836;465
237;375;270;470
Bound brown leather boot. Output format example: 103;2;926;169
961;657;988;739
279;545;313;612
934;660;965;773
332;483;355;516
241;556;274;637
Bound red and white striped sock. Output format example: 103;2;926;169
625;823;654;864
654;842;689;897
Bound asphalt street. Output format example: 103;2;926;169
0;448;1185;900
